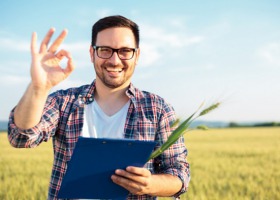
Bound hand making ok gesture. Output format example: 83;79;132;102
30;28;75;91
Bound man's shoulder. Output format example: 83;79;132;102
132;87;176;119
133;87;172;108
138;90;164;101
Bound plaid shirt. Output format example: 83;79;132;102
8;81;190;200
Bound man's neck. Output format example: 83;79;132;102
94;79;130;116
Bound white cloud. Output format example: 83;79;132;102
0;37;29;52
258;42;280;67
63;41;89;51
141;23;204;47
0;60;30;74
137;23;204;68
0;74;29;86
138;43;162;67
96;9;112;18
61;41;92;69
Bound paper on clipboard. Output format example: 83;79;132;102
57;137;156;199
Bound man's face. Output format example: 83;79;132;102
90;27;140;89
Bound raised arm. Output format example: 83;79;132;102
14;28;75;129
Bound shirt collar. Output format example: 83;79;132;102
79;80;137;105
126;83;136;98
77;80;96;105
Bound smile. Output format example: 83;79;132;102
105;67;123;73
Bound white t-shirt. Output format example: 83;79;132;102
82;100;130;138
80;100;130;200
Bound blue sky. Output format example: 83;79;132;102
0;0;280;122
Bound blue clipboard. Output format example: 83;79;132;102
57;137;156;199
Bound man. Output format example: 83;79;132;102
8;15;190;199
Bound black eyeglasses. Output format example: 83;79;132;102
93;46;138;60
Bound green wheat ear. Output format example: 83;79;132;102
199;102;220;117
147;101;221;161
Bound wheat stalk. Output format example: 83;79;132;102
148;102;220;161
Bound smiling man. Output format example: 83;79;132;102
8;15;190;199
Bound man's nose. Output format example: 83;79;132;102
108;52;121;65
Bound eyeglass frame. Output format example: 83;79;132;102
93;45;138;60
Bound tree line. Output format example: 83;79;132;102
228;122;280;128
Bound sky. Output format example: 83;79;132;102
0;0;279;123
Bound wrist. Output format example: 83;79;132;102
148;174;182;197
29;82;51;97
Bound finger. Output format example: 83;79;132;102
126;166;151;177
55;49;75;76
48;29;68;54
55;49;68;61
64;56;75;76
31;32;38;55
115;169;147;184
39;28;56;53
111;174;145;195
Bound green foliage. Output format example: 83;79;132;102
228;121;280;128
196;125;209;130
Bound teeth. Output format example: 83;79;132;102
106;68;122;72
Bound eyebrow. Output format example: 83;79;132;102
95;45;137;49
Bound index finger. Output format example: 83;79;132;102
31;32;38;55
48;29;68;54
39;27;56;53
126;166;151;177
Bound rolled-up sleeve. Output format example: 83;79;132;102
155;103;190;197
8;94;60;148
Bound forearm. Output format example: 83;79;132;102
14;28;74;129
149;174;182;197
14;83;50;129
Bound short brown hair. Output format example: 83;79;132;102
91;15;140;47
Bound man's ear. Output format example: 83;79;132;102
89;46;94;63
135;48;140;65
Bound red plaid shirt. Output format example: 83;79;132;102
8;81;190;200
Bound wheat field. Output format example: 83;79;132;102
1;127;279;200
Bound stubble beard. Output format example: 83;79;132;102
95;63;130;89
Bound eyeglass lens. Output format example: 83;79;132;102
96;46;136;60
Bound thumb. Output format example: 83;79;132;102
63;55;75;77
